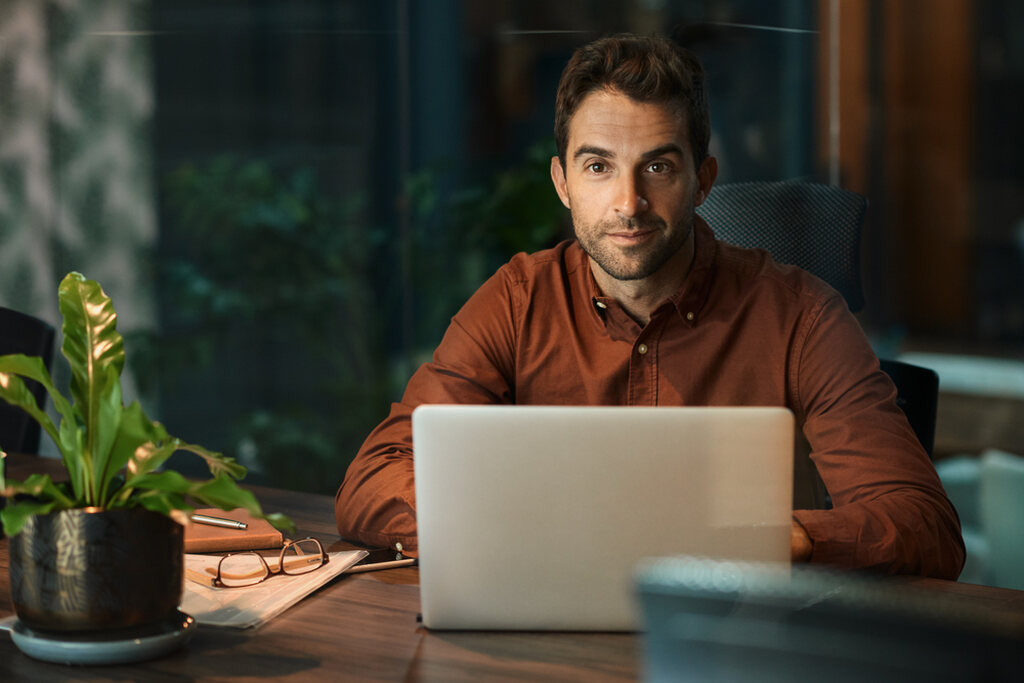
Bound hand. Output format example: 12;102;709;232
791;521;813;562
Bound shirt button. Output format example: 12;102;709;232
637;343;648;355
595;301;608;310
686;311;695;321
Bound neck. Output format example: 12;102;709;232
590;233;696;326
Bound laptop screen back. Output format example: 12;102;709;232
413;405;794;631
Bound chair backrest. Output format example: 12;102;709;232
877;358;939;459
696;181;938;459
0;306;56;454
696;180;867;312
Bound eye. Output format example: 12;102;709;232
585;161;608;174
646;161;672;174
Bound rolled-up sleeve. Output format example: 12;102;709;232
791;294;965;579
334;264;520;553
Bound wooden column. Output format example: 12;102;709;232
882;0;974;334
818;0;975;335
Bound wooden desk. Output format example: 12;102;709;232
2;453;1024;681
1;453;636;681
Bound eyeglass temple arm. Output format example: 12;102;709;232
207;554;326;581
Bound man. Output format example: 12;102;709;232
335;34;964;578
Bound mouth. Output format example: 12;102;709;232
606;229;657;246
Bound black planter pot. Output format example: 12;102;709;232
8;507;184;633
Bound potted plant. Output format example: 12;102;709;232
0;272;292;634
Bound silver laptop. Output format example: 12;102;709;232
412;405;794;631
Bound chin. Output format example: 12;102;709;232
598;258;663;282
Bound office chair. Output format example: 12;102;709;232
696;180;866;311
878;357;939;458
696;180;939;459
0;306;56;454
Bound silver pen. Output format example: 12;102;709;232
192;513;248;530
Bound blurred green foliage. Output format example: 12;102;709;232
406;139;571;343
131;142;568;493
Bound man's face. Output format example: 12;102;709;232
550;89;715;283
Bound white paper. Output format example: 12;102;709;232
180;550;368;629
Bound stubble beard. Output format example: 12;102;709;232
574;212;695;282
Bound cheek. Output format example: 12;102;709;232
652;182;696;214
567;183;611;218
567;193;601;228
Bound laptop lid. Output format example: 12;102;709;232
413;405;794;631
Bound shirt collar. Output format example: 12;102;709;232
582;214;718;333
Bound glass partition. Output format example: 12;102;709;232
1;0;1020;489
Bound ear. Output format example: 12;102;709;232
550;156;571;209
694;156;718;206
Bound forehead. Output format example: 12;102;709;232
567;89;690;157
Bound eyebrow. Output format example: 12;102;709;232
573;145;614;160
572;143;686;162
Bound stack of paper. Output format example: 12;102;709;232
180;550;367;629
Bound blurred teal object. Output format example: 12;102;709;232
980;450;1024;590
635;556;1024;683
935;455;989;584
936;456;983;529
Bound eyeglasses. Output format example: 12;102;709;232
212;537;329;588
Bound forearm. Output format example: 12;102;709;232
334;269;519;553
334;406;419;554
794;295;964;578
794;488;964;579
799;397;965;578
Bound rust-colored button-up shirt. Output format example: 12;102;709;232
335;218;965;579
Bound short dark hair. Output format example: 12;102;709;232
554;34;710;170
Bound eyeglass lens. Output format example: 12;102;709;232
218;553;270;587
216;538;326;587
281;538;326;575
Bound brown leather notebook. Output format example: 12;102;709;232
184;508;284;553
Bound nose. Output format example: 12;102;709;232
615;173;648;217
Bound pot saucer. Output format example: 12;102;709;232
0;610;196;665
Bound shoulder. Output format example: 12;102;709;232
713;239;841;310
456;240;583;321
501;240;583;285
